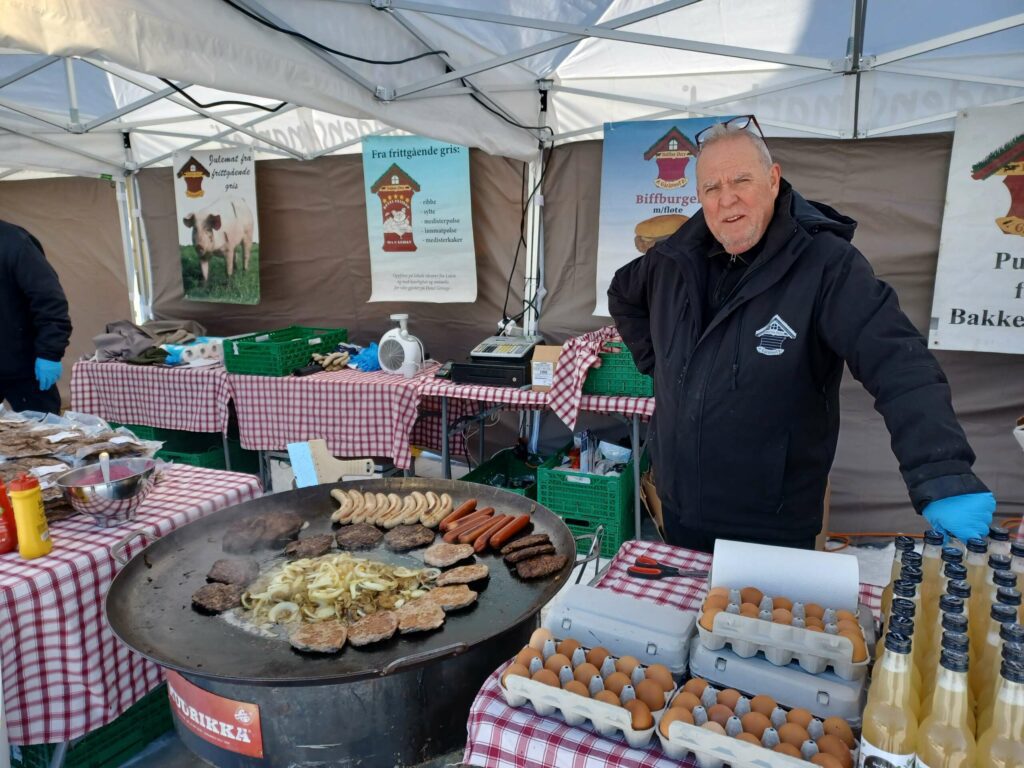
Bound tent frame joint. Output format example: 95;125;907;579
370;0;392;7
375;86;397;102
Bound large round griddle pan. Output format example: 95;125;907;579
105;479;574;685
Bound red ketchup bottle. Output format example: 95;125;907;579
0;478;18;554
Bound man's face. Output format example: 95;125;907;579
696;133;781;255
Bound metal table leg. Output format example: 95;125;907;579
47;741;68;768
222;432;232;471
441;396;451;480
632;414;641;539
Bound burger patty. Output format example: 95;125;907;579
289;620;348;654
422;542;475;568
516;554;569;580
384;524;436;552
222;511;303;553
284;534;334;559
504;544;557;564
396;600;446;633
425;584;478;611
348;611;399;647
435;563;489;586
262;511;304;547
206;558;259;586
499;534;551;556
192;583;245;613
335;523;383;550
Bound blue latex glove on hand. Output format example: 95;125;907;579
34;358;62;391
922;492;995;542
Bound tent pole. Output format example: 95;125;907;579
115;179;144;324
522;155;543;335
127;174;155;321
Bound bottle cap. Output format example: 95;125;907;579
992;603;1017;623
966;538;989;554
1000;623;1024;644
893;579;917;598
994;570;1019;589
894;535;915;553
888;615;915;636
884;632;912;654
990;554;1012;570
1003;641;1024;662
996;587;1022;607
900;565;923;583
941;545;964;563
941;613;968;634
902;550;922;565
938;595;964;615
8;473;40;492
924;530;944;546
989;525;1010;542
940;648;969;672
943;562;967;581
891;598;915;618
1011;541;1024;559
946;580;971;599
1000;659;1024;684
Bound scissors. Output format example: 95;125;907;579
627;555;709;580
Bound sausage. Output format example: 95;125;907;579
457;515;503;544
473;515;512;553
489;514;531;550
442;509;494;542
440;499;477;531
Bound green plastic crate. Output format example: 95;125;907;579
562;513;635;560
582;341;654;397
223;326;348;376
157;444;225;469
10;684;173;768
108;422;216;453
463;448;544;499
227;439;260;474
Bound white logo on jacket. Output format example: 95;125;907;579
755;315;797;356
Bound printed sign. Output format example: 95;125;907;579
173;149;260;305
362;135;477;302
930;105;1024;353
594;117;732;316
166;670;264;758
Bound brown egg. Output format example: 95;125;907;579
839;630;868;662
749;694;777;717
741;711;771;738
616;655;641;676
700;607;722;631
573;662;600;686
804;603;825;620
557;638;582;659
772;608;793;625
822;717;856;748
624;699;654;730
683;678;710;697
501;663;530;687
659;706;694;737
787;708;814;729
587;646;611;669
836;619;860;635
835;610;858;623
702;721;727;735
806;625;824;632
805;616;824;629
529;627;553;651
740;602;760;618
707;586;730;599
645;664;675;693
563;680;590;698
717;688;742;710
816;734;853;768
704;593;729;611
594;689;621;707
635;678;667;711
735;732;761;745
604;671;632;695
515;647;543;668
774;744;801;758
778;722;810;748
671;691;702;712
773;596;794;611
544;653;572;674
741;586;764;605
811;755;845;768
708;704;733;727
531;669;560;687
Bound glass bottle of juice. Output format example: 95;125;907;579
922;595;966;669
973;604;1019;702
857;632;918;768
921;628;974;732
967;539;990;638
917;649;976;768
882;536;919;619
975;659;1024;768
921;529;947;618
976;633;1024;736
878;593;918;658
1011;541;1024;577
993;575;1021;628
976;556;1013;649
941;562;969;604
988;525;1011;558
886;613;923;711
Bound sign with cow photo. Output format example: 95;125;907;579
173;149;260;304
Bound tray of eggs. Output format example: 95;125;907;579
658;677;857;768
697;586;869;680
499;628;679;748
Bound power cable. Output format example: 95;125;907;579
501;145;553;328
159;78;288;112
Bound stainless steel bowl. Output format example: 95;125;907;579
57;457;158;528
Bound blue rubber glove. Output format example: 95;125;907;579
34;358;62;391
351;343;381;372
922;492;995;542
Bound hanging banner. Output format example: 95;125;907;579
594;117;729;316
929;105;1024;354
173;149;260;304
361;136;477;302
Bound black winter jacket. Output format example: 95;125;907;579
0;221;72;379
608;181;988;545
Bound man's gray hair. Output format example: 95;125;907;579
697;123;773;170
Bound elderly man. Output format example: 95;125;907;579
608;116;993;552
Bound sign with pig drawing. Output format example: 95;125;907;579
173;149;260;304
361;135;476;302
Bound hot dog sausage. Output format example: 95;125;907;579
440;499;477;531
442;509;494;542
489;514;531;550
473;515;512;553
457;515;502;544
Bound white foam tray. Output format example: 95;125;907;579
697;609;868;680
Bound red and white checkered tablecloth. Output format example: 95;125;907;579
230;363;445;470
0;465;262;746
463;540;883;768
70;360;233;433
578;395;655;421
418;379;550;410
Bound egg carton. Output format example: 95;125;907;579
659;719;859;768
697;610;868;680
502;672;675;749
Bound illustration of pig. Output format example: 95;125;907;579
182;197;255;283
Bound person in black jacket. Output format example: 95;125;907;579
608;117;993;552
0;220;72;414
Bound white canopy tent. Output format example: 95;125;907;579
1;0;1023;323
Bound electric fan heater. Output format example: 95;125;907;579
378;314;425;377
